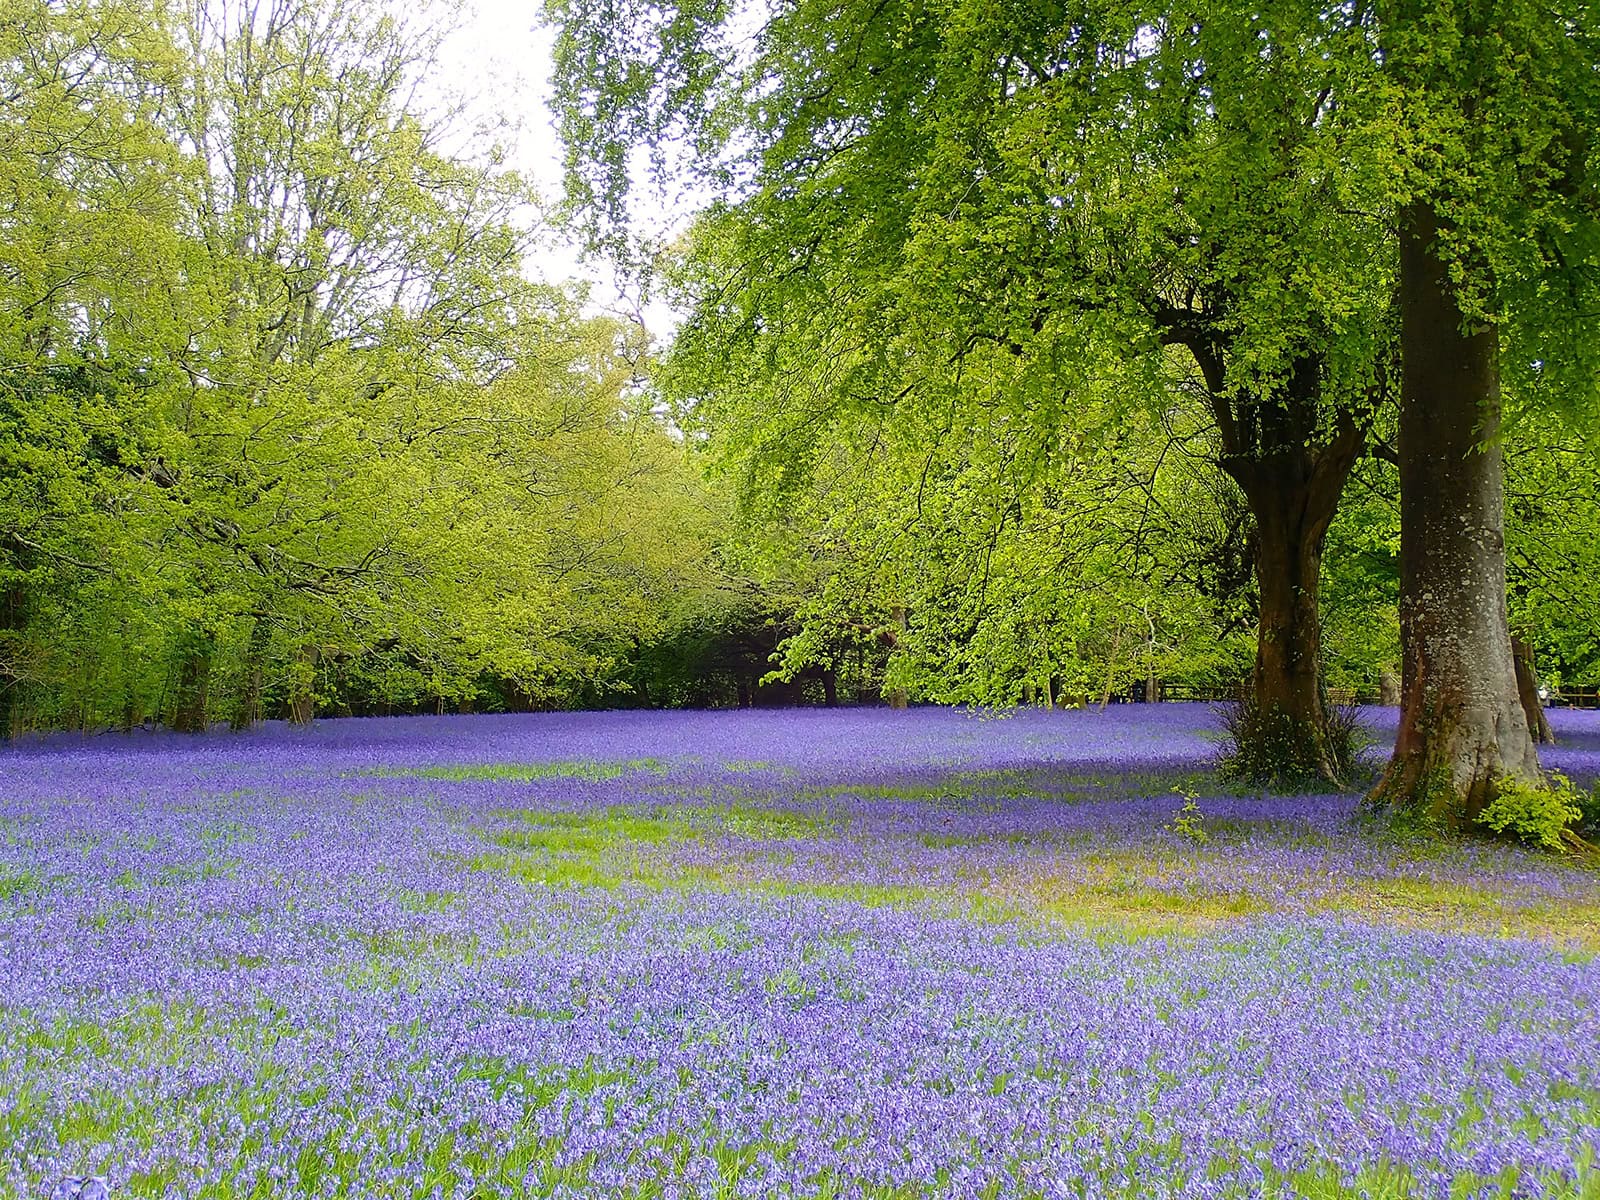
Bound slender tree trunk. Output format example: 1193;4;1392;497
1512;637;1555;745
1379;669;1401;706
1098;627;1123;709
0;577;24;740
1369;202;1540;826
171;634;214;734
231;617;271;731
885;605;909;709
822;668;838;707
288;643;318;725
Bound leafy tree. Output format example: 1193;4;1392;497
1505;426;1600;717
554;0;1397;782
0;0;187;733
0;0;725;733
1363;0;1600;824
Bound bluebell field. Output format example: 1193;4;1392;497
1;705;1597;1199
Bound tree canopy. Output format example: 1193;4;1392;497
4;0;1600;847
553;0;1600;811
0;0;722;732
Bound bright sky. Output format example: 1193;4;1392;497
425;0;690;340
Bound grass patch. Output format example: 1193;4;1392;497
0;864;41;901
1314;878;1600;953
394;887;462;914
470;803;1253;941
363;758;668;783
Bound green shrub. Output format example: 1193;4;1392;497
1166;789;1209;844
1577;783;1600;837
1216;695;1371;790
1476;775;1584;852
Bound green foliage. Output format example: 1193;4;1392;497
1476;776;1585;853
7;0;1600;730
1166;791;1209;845
1320;460;1402;694
1576;785;1600;838
1217;696;1372;791
551;0;1600;745
1507;433;1600;687
0;0;726;733
553;0;1414;714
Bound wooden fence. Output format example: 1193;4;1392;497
1550;687;1600;709
1151;683;1596;708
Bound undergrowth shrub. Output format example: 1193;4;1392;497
1216;695;1371;790
1576;783;1600;837
1476;775;1584;853
1166;787;1209;843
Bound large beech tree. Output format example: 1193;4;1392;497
1363;0;1600;823
554;0;1395;782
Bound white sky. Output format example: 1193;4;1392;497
424;0;691;340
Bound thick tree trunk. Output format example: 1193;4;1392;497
1369;202;1540;826
1512;637;1555;745
1249;499;1338;778
1219;354;1365;785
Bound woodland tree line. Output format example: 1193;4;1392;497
4;0;1600;829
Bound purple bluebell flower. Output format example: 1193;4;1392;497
1;706;1596;1198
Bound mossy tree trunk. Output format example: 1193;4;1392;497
230;616;271;731
287;643;318;725
1368;201;1540;826
885;605;908;709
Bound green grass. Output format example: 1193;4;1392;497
466;802;1261;941
361;759;669;783
0;865;41;901
459;782;1600;951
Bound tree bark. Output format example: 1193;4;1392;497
1379;669;1401;706
288;643;318;725
0;576;24;740
1218;355;1365;784
1368;201;1540;826
171;635;214;734
1248;500;1337;775
885;605;909;709
230;617;271;731
1511;636;1555;745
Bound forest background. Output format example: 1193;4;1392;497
4;0;1599;804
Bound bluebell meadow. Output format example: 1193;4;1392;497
2;706;1597;1198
